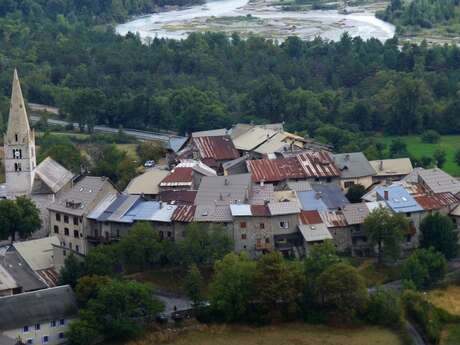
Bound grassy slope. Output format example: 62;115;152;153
428;285;460;345
122;324;403;345
378;135;460;176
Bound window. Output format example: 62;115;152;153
63;250;66;256
326;177;332;183
42;335;49;344
54;226;59;234
56;213;61;222
35;323;41;331
27;339;33;345
406;235;412;243
240;222;247;229
279;221;289;229
50;321;56;328
265;238;270;244
23;326;29;333
59;332;65;339
344;181;355;189
73;216;78;225
64;215;69;224
15;133;18;142
76;245;80;253
73;230;79;238
13;148;22;159
59;319;65;326
14;162;22;172
241;233;247;240
167;231;172;238
64;228;69;236
69;243;73;250
260;223;265;229
406;213;411;217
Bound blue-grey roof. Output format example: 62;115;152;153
168;137;188;153
333;152;376;178
297;191;328;211
97;194;131;222
122;201;161;222
311;183;349;210
375;185;423;213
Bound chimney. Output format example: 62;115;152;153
384;190;389;201
224;178;229;186
315;192;322;200
260;180;265;187
379;160;384;171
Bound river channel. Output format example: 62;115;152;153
116;0;395;41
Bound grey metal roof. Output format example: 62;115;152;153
268;201;300;216
194;174;252;206
33;157;74;194
417;168;460;194
47;176;114;216
297;190;328;211
0;285;78;330
299;224;332;242
311;183;349;210
222;155;249;171
342;203;370;225
0;246;46;292
0;335;15;345
286;180;313;192
194;205;233;222
192;128;229;137
168;137;188;153
333;152;376;179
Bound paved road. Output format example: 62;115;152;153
29;114;188;151
154;291;193;315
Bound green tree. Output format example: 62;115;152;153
421;130;440;143
0;197;41;241
455;148;460;166
364;207;409;264
254;252;304;321
117;222;162;271
433;148;447;168
420;213;458;259
184;263;204;307
179;223;232;265
317;262;368;322
209;253;256;322
59;253;85;288
366;288;403;327
345;184;366;203
75;275;112;306
67;319;99;345
37;133;83;172
84;245;119;277
402;248;447;290
137;141;165;164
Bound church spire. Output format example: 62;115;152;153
6;69;32;144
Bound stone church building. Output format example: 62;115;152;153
2;70;75;237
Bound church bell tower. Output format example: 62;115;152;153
4;69;36;197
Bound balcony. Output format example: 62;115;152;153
256;242;272;251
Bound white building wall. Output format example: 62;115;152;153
3;318;75;345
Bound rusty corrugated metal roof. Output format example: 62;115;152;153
160;167;193;187
296;151;340;178
250;205;270;217
299;210;323;225
246;157;306;183
319;210;348;228
415;192;459;211
159;190;197;205
247;151;340;183
193;135;240;161
172;205;196;222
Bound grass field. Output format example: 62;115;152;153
427;285;460;345
378;135;460;176
120;324;403;345
428;285;460;316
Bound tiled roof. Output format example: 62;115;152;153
415;192;459;211
193;135;240;161
34;157;74;194
172;205;196;222
194;174;252;206
194;205;233;222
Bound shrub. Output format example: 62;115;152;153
366;288;403;328
401;248;447;290
421;130;440;143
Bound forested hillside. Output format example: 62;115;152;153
378;0;460;31
2;0;460;150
